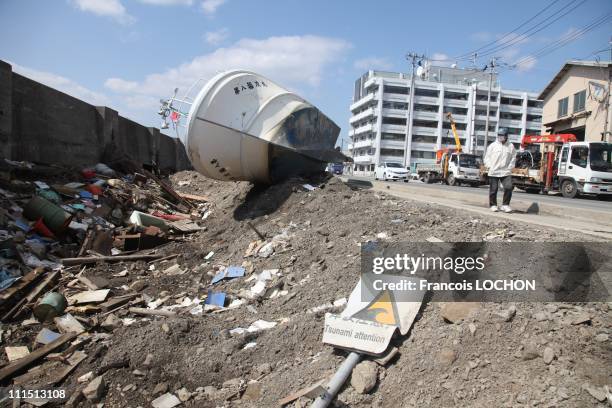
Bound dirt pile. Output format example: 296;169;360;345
0;166;610;407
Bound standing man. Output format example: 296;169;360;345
484;128;516;213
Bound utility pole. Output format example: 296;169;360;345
484;57;497;154
604;36;611;142
402;52;426;169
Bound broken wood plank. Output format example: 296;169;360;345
0;332;78;382
69;289;110;305
177;192;209;202
278;380;327;406
61;253;165;266
142;169;193;208
128;307;176;318
0;267;45;304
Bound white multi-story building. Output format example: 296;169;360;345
348;66;543;175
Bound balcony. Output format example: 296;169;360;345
353;154;374;164
381;124;406;134
412;126;437;135
413;95;438;105
500;104;523;113
413;110;438;121
350;93;376;111
476;99;499;107
352;139;375;149
499;118;523;128
349;108;377;125
348;123;374;137
382;108;407;118
383;92;409;102
379;155;404;164
444;98;469;108
526;121;542;130
380;139;405;149
411;141;437;150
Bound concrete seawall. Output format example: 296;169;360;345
0;60;191;173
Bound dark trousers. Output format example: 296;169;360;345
489;176;513;206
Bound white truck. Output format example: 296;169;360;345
374;162;410;181
510;134;612;199
415;151;483;186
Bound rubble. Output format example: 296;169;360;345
0;165;609;407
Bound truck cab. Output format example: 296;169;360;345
557;142;612;198
446;152;483;186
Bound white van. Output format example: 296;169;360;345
374;162;409;181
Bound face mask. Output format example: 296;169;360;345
498;136;508;143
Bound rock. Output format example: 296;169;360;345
522;344;539;360
153;382;169;396
130;280;147;292
542;347;554;364
77;371;94;383
258;242;274;258
242;381;262;401
498;305;516;322
161;323;170;333
468;323;477;335
350;361;378;394
583;384;607;402
533;311;550;322
143;353;154;366
440;302;480;324
594;333;609;343
82;375;105;402
438;348;457;366
255;363;272;375
177;387;192;402
101;313;122;331
151;393;181;408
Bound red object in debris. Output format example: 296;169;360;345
82;169;96;179
86;184;103;195
151;211;189;221
32;218;56;238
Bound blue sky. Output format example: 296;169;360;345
1;0;610;146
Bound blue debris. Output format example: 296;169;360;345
205;290;226;307
211;266;245;284
78;190;93;199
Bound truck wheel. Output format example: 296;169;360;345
446;174;457;186
382;173;387;181
561;179;578;198
423;173;432;184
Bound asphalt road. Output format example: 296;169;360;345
348;175;612;213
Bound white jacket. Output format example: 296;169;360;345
484;140;516;177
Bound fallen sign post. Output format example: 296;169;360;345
311;275;425;408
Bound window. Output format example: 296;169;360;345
573;90;586;113
382;117;406;125
570;146;588;168
557;97;568;118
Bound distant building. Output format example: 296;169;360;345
538;60;611;142
348;66;543;175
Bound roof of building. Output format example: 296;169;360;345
538;60;611;100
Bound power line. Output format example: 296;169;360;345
472;0;587;60
453;0;564;60
506;12;612;70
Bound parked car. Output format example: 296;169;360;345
374;162;409;181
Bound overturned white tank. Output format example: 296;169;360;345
161;70;347;184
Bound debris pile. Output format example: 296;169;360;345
0;163;609;407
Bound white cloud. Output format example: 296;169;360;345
104;78;139;93
137;0;193;4
430;53;456;67
201;0;226;15
69;0;135;24
204;28;229;45
353;57;392;71
515;57;537;72
104;35;352;109
11;62;111;106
